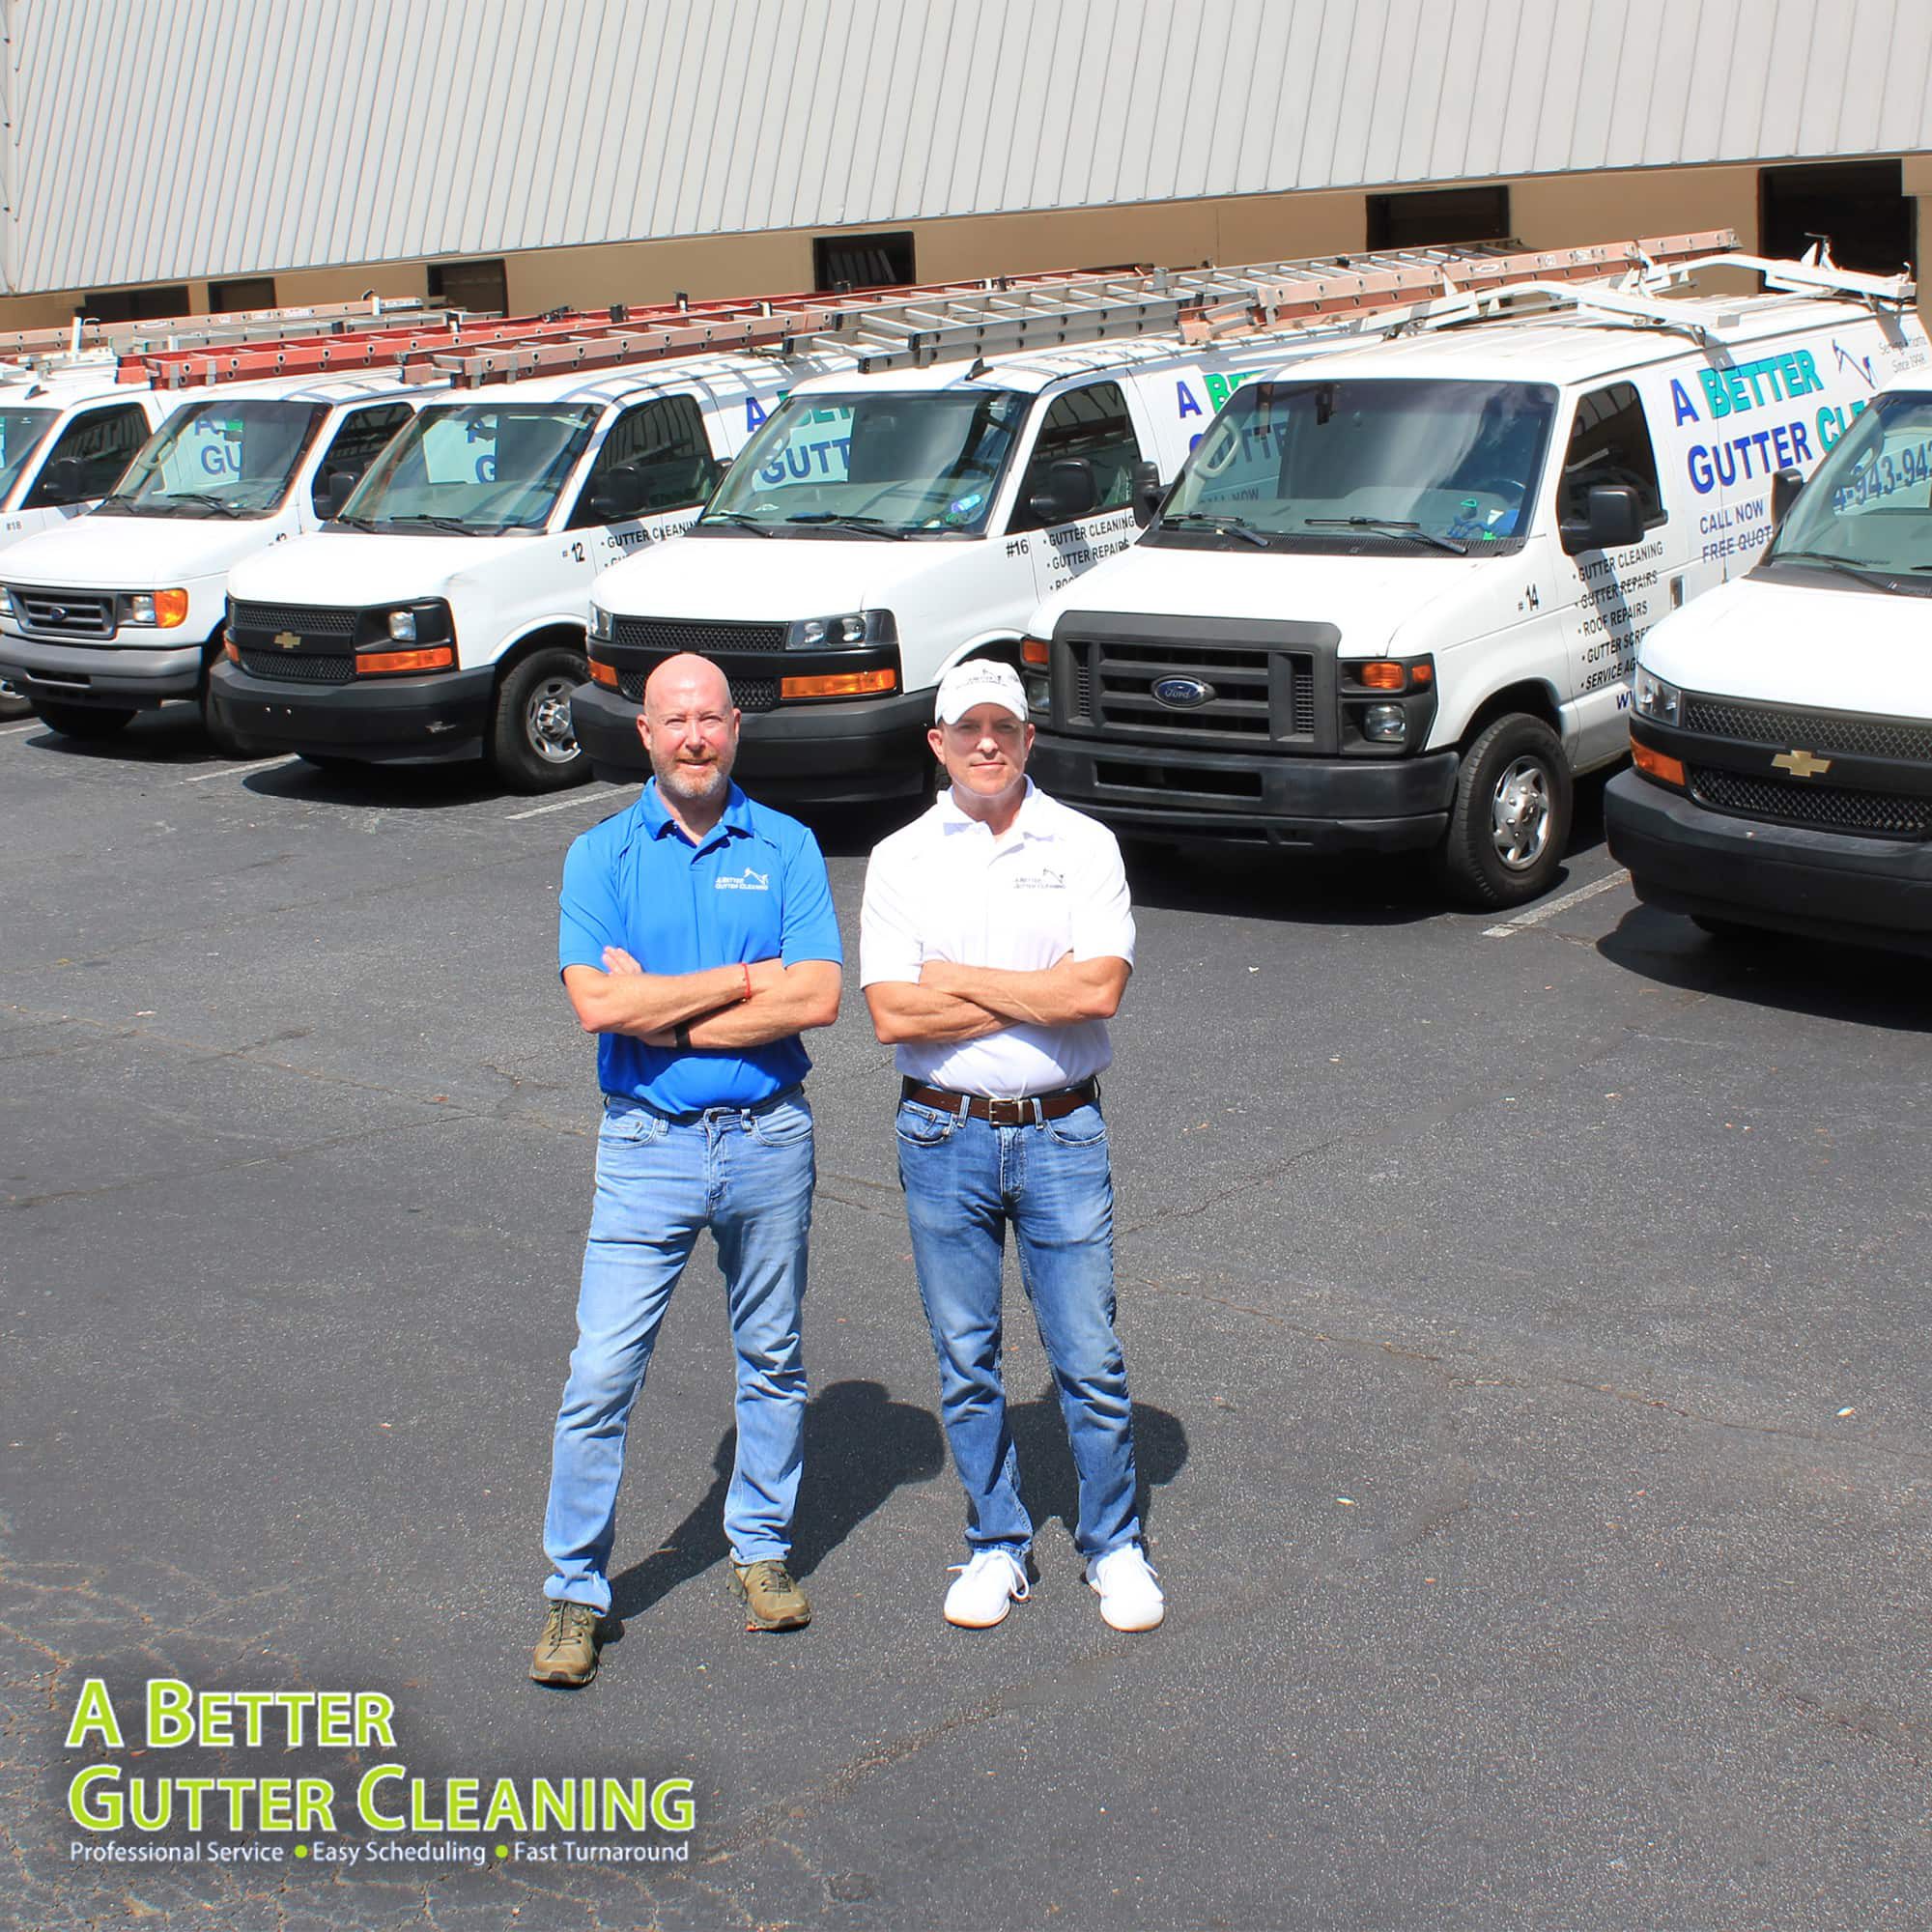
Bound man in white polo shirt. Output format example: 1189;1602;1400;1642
860;659;1163;1634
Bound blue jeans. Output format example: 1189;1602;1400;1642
895;1096;1140;1563
543;1090;814;1611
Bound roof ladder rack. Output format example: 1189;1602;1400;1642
412;238;1738;388
807;233;1737;373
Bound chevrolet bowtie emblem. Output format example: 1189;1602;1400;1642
1772;749;1832;779
274;631;299;652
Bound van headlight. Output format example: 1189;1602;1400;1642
1633;666;1682;725
784;611;895;650
588;602;613;643
0;588;14;618
122;589;189;629
387;609;417;642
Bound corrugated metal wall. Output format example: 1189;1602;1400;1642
9;0;1931;293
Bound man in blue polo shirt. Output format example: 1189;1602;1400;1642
530;653;842;1688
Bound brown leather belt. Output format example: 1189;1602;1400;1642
900;1076;1098;1126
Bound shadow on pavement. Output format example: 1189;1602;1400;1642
14;705;215;766
600;1378;1189;1629
606;1378;944;1623
242;756;522;811
1598;900;1932;1036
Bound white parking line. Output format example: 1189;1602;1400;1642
178;756;298;784
1484;867;1631;938
504;784;638;822
0;721;39;735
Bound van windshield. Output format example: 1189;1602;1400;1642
1760;391;1932;591
698;389;1028;537
98;400;327;519
341;404;598;534
1150;378;1558;554
0;408;55;501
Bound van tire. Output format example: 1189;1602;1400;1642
1435;713;1571;909
491;646;590;793
34;701;134;741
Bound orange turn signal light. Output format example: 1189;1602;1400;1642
780;668;897;700
355;645;455;676
1359;661;1406;691
1632;738;1686;788
1021;637;1049;668
222;638;239;664
587;657;620;689
155;588;190;629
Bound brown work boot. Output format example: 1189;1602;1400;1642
529;1601;602;1686
730;1558;811;1632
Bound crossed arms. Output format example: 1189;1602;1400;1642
864;954;1129;1045
563;950;840;1048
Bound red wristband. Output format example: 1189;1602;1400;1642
741;962;753;1003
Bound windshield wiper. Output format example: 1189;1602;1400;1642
1158;511;1270;549
1767;548;1898;586
91;493;139;514
329;513;378;530
697;511;778;537
783;513;908;540
383;513;486;535
153;492;247;519
1303;515;1467;555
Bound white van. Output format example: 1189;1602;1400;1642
1606;374;1932;953
0;368;178;547
1017;261;1924;905
0;367;181;713
0;372;440;746
574;336;1392;802
212;352;848;789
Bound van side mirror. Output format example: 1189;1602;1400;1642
1028;457;1099;526
1130;459;1164;527
1770;466;1804;527
1560;483;1644;554
589;463;644;522
322;470;356;519
37;455;89;506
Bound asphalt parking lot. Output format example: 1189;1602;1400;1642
3;708;1929;1932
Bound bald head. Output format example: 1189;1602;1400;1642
642;651;732;721
636;651;739;820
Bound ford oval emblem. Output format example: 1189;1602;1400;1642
1152;676;1214;708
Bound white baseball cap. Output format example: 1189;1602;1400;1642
935;658;1029;724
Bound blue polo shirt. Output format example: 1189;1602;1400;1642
558;781;842;1112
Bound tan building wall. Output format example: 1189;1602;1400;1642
4;158;1922;331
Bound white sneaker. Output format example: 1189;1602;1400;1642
943;1548;1030;1628
1086;1544;1164;1632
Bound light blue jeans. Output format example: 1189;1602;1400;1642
895;1096;1140;1563
543;1090;814;1612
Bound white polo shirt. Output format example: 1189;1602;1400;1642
860;780;1135;1097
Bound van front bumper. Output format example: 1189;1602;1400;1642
209;659;497;764
573;680;933;803
0;633;203;708
1027;732;1459;851
1605;768;1932;953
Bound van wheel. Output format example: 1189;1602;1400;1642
199;656;245;756
34;701;134;740
491;646;590;793
1435;714;1571;908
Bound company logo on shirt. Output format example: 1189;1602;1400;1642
715;867;770;891
1012;867;1065;891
